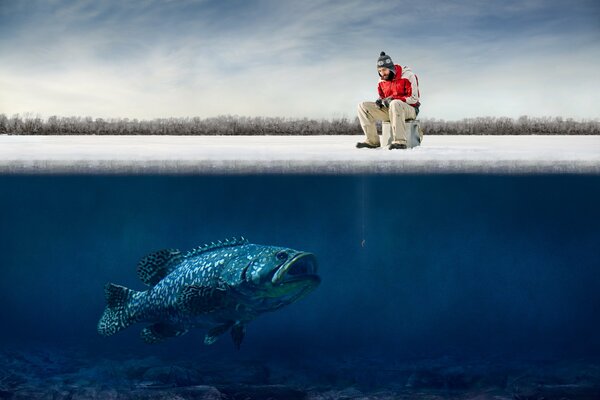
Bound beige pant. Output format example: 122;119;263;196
357;100;417;145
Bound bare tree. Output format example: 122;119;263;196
2;114;599;135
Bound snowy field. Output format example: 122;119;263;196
1;135;599;174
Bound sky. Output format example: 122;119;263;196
1;0;599;121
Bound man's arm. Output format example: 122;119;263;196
377;83;385;100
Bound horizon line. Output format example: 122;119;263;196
2;113;599;124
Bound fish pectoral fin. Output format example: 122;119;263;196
177;284;229;314
141;323;188;344
136;248;182;287
231;322;246;350
204;322;234;345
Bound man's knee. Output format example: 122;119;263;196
358;101;371;111
389;99;404;111
390;100;414;119
357;101;375;118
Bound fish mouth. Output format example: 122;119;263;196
271;252;320;286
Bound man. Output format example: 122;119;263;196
357;51;421;150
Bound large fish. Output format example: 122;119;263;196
97;237;320;349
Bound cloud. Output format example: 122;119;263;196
1;0;599;120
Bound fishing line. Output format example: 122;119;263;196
360;176;366;248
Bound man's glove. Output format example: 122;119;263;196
375;97;394;109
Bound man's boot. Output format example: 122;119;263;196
356;142;380;149
389;142;407;150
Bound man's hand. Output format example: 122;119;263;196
376;97;394;109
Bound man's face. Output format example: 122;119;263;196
378;67;391;80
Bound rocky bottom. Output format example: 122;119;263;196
1;348;599;399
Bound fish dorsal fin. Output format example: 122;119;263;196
184;237;249;258
137;248;182;286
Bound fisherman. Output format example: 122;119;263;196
356;51;421;150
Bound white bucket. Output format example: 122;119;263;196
381;121;422;148
407;120;423;148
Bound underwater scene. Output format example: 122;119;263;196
1;174;600;399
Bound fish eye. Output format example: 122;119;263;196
276;251;288;261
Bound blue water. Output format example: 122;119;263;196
1;174;600;395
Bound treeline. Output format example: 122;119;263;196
422;116;600;135
0;114;356;135
1;113;598;135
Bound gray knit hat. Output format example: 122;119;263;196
377;51;394;70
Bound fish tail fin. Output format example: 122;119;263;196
97;283;136;336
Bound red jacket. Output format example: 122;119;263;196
378;64;420;108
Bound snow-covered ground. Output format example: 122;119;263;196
1;135;599;174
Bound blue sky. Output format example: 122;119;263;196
1;0;599;120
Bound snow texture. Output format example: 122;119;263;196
1;135;599;174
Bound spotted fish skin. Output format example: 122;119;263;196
97;238;320;348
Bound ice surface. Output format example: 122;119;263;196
1;135;599;174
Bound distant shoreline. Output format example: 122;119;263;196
2;114;599;136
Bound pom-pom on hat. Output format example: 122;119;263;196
377;51;394;70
